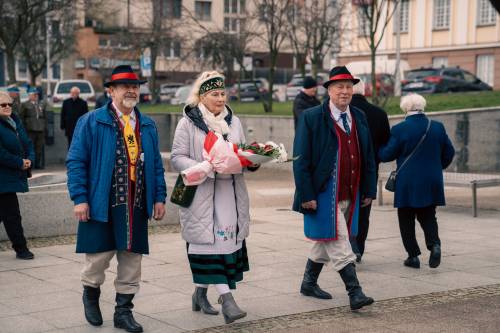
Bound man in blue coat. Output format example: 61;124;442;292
67;65;167;332
293;66;377;310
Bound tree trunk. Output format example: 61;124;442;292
6;50;17;85
370;36;378;105
150;45;158;104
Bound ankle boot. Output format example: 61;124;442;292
218;292;247;324
192;287;219;315
82;286;103;326
300;259;333;299
114;293;143;333
338;263;374;310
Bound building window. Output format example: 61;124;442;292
17;60;28;80
433;0;450;30
224;17;241;32
476;54;494;86
477;0;496;26
42;63;61;80
357;6;370;37
98;38;108;48
394;0;409;33
74;59;86;69
195;1;211;21
225;0;245;14
432;56;448;68
162;0;182;19
164;41;181;59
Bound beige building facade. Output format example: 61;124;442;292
338;0;500;89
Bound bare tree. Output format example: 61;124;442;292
0;0;69;84
356;0;399;105
17;9;76;86
287;0;346;79
252;0;293;112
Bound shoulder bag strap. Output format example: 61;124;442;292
395;118;431;175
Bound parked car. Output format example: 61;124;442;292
0;86;29;103
357;73;395;97
139;85;152;104
52;80;96;108
285;73;328;101
228;79;269;102
170;85;192;105
160;82;183;103
402;67;492;94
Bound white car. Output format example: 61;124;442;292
285;73;328;101
170;85;192;105
52;80;96;108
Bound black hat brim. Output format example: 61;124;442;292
104;78;148;88
323;77;360;89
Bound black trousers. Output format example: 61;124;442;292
0;193;28;252
353;203;371;256
397;206;441;257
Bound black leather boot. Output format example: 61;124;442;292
339;263;374;310
192;287;219;315
114;293;143;333
82;286;103;326
429;244;441;268
300;259;333;299
218;293;247;324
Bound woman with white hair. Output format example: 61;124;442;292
171;71;257;324
379;93;455;269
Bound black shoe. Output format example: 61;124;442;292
82;286;103;326
300;259;333;300
114;293;143;333
192;287;219;315
16;249;34;260
339;263;374;310
429;244;441;268
404;256;420;269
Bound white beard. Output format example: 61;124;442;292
123;98;138;109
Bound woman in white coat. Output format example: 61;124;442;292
171;71;257;324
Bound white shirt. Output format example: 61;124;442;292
329;101;352;133
113;102;136;130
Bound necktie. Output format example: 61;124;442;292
122;114;138;181
340;112;350;135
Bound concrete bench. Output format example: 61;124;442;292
377;172;500;217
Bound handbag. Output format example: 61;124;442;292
170;174;198;208
385;119;431;192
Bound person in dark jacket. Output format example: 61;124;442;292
349;79;391;262
379;93;455;269
293;66;376;311
7;86;21;117
60;86;89;148
95;87;111;109
0;91;35;260
292;76;320;129
20;88;47;169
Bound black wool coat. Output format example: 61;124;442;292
60;97;89;138
293;91;321;129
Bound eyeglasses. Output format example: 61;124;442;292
0;103;13;108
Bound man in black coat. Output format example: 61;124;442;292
293;76;321;129
61;86;89;148
95;87;111;109
349;78;391;262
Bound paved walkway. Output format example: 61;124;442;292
1;169;499;332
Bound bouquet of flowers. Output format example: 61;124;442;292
181;132;291;186
237;141;289;165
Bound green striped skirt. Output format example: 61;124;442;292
187;241;249;289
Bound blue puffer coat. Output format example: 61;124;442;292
0;114;34;193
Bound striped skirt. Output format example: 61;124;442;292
187;241;249;289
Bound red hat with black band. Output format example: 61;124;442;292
323;66;360;88
104;65;147;87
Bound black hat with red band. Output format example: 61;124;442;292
322;66;360;88
104;65;147;87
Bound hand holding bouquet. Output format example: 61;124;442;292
237;141;290;165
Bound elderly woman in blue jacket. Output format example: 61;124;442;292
0;91;35;260
379;93;455;269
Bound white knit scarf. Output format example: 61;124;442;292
198;103;230;135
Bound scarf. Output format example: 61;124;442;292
198;103;230;135
1;116;17;130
